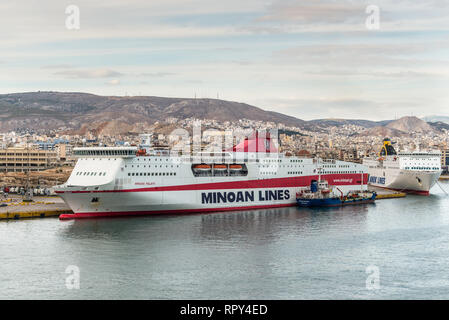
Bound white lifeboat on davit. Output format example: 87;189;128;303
193;164;212;172
213;164;227;171
229;164;243;171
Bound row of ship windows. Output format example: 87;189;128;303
126;165;179;168
76;150;134;156
260;165;304;168
403;164;438;166
81;157;172;162
134;158;170;162
404;167;439;170
322;165;351;168
260;171;305;175
82;158;119;161
128;172;177;176
75;172;107;176
322;171;360;174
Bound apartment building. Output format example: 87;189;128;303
441;149;449;174
0;148;58;172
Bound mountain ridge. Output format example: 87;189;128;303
0;92;446;136
0;91;306;134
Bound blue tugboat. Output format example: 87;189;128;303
296;179;376;207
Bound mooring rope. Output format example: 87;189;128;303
436;181;449;196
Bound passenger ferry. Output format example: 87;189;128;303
56;132;369;219
363;138;441;195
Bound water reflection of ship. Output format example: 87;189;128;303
197;206;370;241
59;205;372;249
197;208;293;241
58;216;192;242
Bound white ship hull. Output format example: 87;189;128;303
363;149;442;195
57;174;367;219
56;132;373;219
55;143;369;219
367;168;441;195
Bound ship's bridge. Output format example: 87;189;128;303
67;148;137;187
73;147;137;158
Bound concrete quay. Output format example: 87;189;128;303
0;195;71;220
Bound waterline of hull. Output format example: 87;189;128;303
58;184;366;219
368;170;441;194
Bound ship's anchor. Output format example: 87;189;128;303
416;177;422;185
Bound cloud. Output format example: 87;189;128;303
248;0;449;33
42;64;75;69
258;0;367;24
136;72;177;77
1;0;449;121
271;41;449;69
105;79;121;85
0;1;261;47
54;69;124;79
306;69;446;79
254;97;414;121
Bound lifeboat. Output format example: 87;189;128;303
193;164;212;171
229;164;243;171
136;149;146;156
213;164;227;171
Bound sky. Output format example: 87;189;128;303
1;0;449;121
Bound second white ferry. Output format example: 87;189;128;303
363;138;441;195
56;132;369;219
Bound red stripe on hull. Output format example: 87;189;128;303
373;185;430;196
59;203;297;220
56;173;368;194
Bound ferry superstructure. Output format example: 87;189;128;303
363;138;441;195
56;133;369;219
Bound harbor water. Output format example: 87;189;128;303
1;181;449;299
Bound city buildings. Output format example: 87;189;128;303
0;148;58;173
441;149;449;174
1;117;448;175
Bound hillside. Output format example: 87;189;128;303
0;92;307;134
0;92;446;136
308;118;392;128
385;116;435;133
423;115;449;124
358;126;407;137
428;121;449;131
